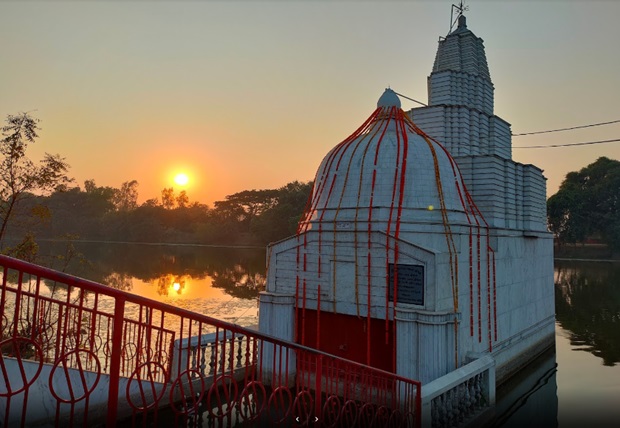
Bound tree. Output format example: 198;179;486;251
548;157;620;249
83;179;116;214
213;189;279;224
161;187;175;210
176;190;189;209
0;112;71;254
251;181;313;243
113;180;139;211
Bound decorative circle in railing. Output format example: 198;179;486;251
126;361;168;411
63;330;78;351
293;389;314;425
237;380;267;422
0;313;8;334
122;342;138;361
17;319;33;336
267;385;293;424
393;409;416;428
372;405;391;427
153;348;169;366
88;333;104;355
49;348;101;403
406;410;417;427
103;340;112;358
169;369;206;416
206;374;239;418
0;337;43;397
33;319;56;350
322;394;342;427
385;409;403;428
358;403;377;428
340;400;359;427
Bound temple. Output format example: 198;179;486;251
258;9;554;388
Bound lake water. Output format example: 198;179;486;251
51;243;620;427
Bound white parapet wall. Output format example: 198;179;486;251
421;354;496;428
0;357;168;427
257;292;296;387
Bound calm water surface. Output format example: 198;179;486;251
55;243;620;427
495;259;620;427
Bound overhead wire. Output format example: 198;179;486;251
392;91;427;107
392;90;620;150
513;118;620;148
512;119;620;136
514;138;620;149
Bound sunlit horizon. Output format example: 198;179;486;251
2;1;619;207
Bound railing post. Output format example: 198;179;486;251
486;366;496;406
417;383;423;428
106;297;125;427
314;355;322;420
421;394;432;428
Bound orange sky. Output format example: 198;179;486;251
1;1;619;207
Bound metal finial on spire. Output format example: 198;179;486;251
449;1;469;35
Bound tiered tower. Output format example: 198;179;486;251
409;14;548;233
259;10;554;385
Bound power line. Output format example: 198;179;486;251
391;91;619;145
393;91;427;107
514;138;620;149
512;119;620;136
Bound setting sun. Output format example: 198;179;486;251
174;173;189;186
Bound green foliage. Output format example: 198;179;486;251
0;112;71;255
113;180;139;211
176;190;189;208
1;232;39;262
161;187;175;209
213;189;280;224
251;181;313;243
548;157;620;249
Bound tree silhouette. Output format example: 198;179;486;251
113;180;139;211
548;157;620;249
161;187;175;210
0;112;71;256
176;190;189;208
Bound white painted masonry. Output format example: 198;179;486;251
259;12;554;387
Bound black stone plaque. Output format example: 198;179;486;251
388;263;424;305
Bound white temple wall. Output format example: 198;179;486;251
452;155;548;232
266;231;446;315
409;105;510;159
488;232;555;379
428;69;494;116
489;116;512;159
263;212;553;383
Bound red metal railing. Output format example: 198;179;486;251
0;254;421;427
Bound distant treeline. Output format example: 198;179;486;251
6;180;313;248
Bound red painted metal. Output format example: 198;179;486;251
477;228;482;344
107;297;125;427
0;254;421;427
298;309;394;374
492;250;498;342
469;229;474;337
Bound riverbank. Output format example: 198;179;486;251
554;243;620;261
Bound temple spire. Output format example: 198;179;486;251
449;1;469;35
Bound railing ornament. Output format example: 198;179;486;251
0;254;422;427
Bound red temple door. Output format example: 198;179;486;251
297;309;394;373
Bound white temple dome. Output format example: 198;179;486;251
377;88;401;108
300;89;473;231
